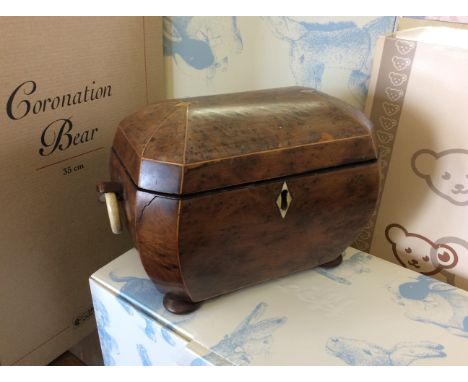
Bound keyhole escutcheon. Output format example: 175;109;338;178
276;182;292;218
280;189;289;210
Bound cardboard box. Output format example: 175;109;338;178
90;247;468;365
354;27;468;291
0;17;164;365
397;17;468;31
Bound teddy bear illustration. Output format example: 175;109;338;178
109;272;193;343
412;148;468;206
195;302;287;365
92;296;119;366
387;275;468;338
163;17;243;78
136;344;152;366
326;336;446;365
263;16;395;106
434;236;468;290
315;250;373;285
385;224;458;276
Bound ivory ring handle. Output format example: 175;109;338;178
104;192;122;234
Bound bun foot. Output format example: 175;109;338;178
163;293;201;315
320;254;343;269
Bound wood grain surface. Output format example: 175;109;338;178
112;86;377;194
104;86;380;313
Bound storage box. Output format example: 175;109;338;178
0;17;164;365
354;27;468;291
100;86;379;314
90;247;468;365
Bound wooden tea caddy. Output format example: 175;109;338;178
98;87;380;314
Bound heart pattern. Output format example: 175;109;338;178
379;177;386;190
379;116;398;130
380;158;389;169
382;101;400;116
376;130;394;144
378;145;391;158
392;56;411;71
395;39;416;55
388;72;408;87
385;87;404;102
359;37;417;251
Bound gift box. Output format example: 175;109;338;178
354;27;468;292
90;247;468;365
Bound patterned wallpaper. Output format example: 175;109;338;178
163;17;396;109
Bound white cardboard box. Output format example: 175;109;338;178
90;247;468;365
354;27;468;292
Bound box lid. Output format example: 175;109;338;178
112;86;377;195
394;26;468;49
90;247;468;365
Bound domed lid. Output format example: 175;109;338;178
112;86;377;195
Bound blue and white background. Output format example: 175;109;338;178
90;247;468;365
163;17;396;108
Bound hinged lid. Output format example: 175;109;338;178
113;86;377;195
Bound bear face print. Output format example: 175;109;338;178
385;224;458;275
412;149;468;206
434;237;468;290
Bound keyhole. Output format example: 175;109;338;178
280;189;289;210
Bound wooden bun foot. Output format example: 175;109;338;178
320;254;343;269
163;293;202;315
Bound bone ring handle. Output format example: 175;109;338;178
104;192;122;234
